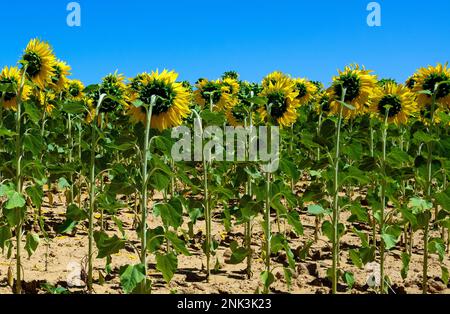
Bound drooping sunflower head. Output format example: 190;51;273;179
369;83;418;125
262;71;290;88
226;102;251;127
129;73;148;92
51;60;71;92
128;70;191;131
221;71;239;81
405;75;417;90
67;79;85;100
194;79;236;110
21;38;56;89
377;78;397;88
293;78;317;105
220;77;240;95
413;63;450;108
93;73;128;113
0;66;32;110
327;64;377;119
258;76;300;127
34;89;57;114
314;91;331;115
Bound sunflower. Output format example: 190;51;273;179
405;75;417;90
194;79;236;110
221;77;240;95
293;78;317;105
258;76;300;127
369;83;418;125
0;66;32;110
37;89;56;114
262;71;290;88
67;79;84;100
21;38;56;89
127;70;191;131
314;91;331;115
413;63;450;108
327;64;377;119
92;73;128;113
226;102;251;127
51;60;71;92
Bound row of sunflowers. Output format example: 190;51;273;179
0;38;449;294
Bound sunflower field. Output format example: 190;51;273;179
0;38;449;295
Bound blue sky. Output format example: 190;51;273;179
1;0;449;85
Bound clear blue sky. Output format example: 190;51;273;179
1;0;449;85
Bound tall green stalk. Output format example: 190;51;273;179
87;94;106;292
14;67;27;294
140;96;155;291
379;112;389;293
422;86;438;294
331;88;346;294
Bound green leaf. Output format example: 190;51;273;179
247;96;267;105
156;253;178;283
0;127;17;137
0;226;12;250
442;266;449;286
5;191;26;209
56;220;77;234
279;159;299;181
165;232;191;256
349;249;363;269
66;204;88;222
307;204;327;216
429;238;445;262
154;201;183;229
26;185;43;209
146;227;164;253
343;271;355;289
119;264;146;294
286;210;304;236
25;233;40;258
381;233;398;250
3;207;26;227
227;246;249;265
57;177;71;190
260;271;274;289
61;101;86;114
283;267;293;289
23;131;45;155
24;102;41;123
93;231;126;259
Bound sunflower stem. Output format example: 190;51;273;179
379;111;389;294
332;87;346;294
14;66;27;294
140;96;155;292
422;83;440;294
87;94;106;292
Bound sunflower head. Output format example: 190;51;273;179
405;75;417;90
51;60;71;92
226;102;251;127
258;76;299;127
314;91;331;115
67;79;85;100
238;81;262;107
128;70;191;131
220;77;240;95
262;71;290;88
293;78;317;105
194;79;236;110
327;64;377;119
413;63;450;108
369;83;418;125
377;78;397;88
221;71;239;81
21;39;56;89
0;66;32;110
91;73;128;113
